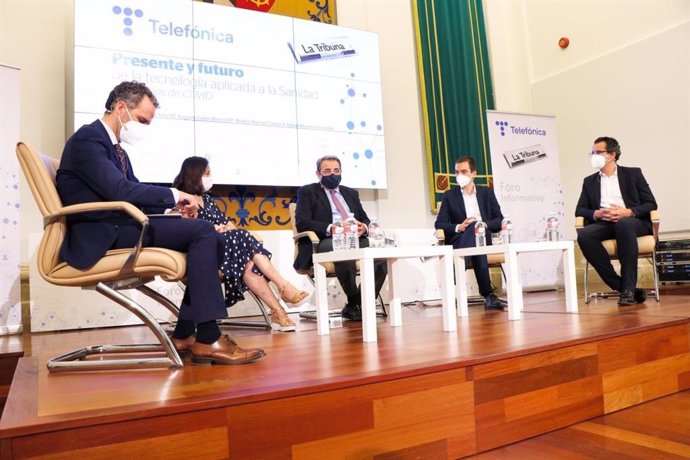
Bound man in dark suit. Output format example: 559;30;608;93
435;156;503;309
576;136;657;306
294;155;387;321
56;81;264;364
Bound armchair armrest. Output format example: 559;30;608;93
293;230;321;254
47;201;149;276
575;216;585;235
435;229;445;245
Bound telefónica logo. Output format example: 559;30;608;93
112;5;144;37
495;120;509;137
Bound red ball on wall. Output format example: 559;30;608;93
558;37;570;49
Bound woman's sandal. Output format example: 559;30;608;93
278;282;309;307
270;307;296;332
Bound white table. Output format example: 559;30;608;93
312;245;458;342
453;240;578;320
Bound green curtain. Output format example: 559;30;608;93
413;0;495;211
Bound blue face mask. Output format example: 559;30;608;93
320;174;342;190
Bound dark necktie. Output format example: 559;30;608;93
328;189;349;220
114;143;128;175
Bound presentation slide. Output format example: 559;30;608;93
73;0;387;188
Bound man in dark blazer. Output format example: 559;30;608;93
576;136;657;306
56;81;264;364
294;155;387;320
435;156;503;309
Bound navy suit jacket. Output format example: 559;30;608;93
435;185;503;241
575;165;657;233
56;120;175;268
293;182;370;271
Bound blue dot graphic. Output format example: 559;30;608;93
376;125;382;131
124;28;133;36
124;17;133;26
135;9;143;17
360;121;366;127
340;99;345;104
363;93;367;98
495;121;500;126
371;179;377;186
353;152;359;159
347;88;355;97
364;149;373;159
124;7;133;15
346;121;355;130
113;6;122;14
350;72;355;77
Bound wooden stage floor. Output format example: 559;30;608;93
1;287;690;459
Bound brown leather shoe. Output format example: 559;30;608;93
170;335;196;354
191;335;266;365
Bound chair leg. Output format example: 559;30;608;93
584;261;591;304
218;291;272;329
138;284;180;317
650;253;660;302
47;282;184;372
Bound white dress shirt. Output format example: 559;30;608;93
599;166;625;208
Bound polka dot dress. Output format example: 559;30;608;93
198;194;272;308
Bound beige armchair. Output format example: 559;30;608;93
288;202;386;318
575;210;660;303
17;141;188;372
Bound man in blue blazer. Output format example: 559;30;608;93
576;136;657;306
435;156;504;309
57;81;264;364
294;156;387;321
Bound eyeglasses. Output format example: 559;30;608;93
589;150;609;156
320;168;341;175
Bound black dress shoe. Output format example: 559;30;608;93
618;289;635;306
341;303;362;321
634;288;647;304
484;293;503;310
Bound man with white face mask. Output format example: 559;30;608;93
575;136;657;306
294;155;388;321
56;81;265;365
435;156;504;310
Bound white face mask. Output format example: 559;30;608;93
202;175;214;192
590;153;607;170
456;174;471;188
118;106;148;145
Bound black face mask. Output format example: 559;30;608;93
320;174;342;189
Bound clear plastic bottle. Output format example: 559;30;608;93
368;218;385;248
546;211;560;241
474;218;487;247
344;213;360;250
331;217;345;251
501;215;513;244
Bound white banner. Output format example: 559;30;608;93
486;111;566;288
0;64;22;334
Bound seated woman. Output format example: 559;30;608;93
173;157;308;332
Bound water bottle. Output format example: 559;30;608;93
331;217;345;251
344;213;360;250
474;218;487;247
501;215;513;244
368;218;385;248
546;211;560;241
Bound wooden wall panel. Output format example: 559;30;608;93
597;325;689;373
228;369;475;460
